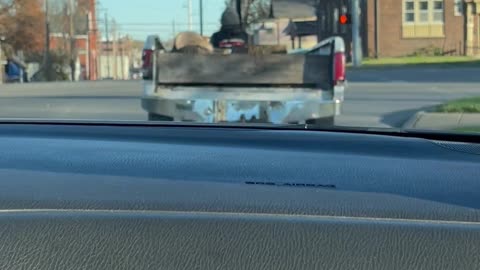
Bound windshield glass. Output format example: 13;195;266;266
1;0;479;134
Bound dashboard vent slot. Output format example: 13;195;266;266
245;181;336;189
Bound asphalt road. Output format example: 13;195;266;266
0;81;146;121
338;66;480;128
0;67;479;128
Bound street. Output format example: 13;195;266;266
338;67;480;128
0;67;479;128
0;81;146;121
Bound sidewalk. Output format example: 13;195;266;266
403;112;480;130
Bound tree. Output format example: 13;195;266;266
0;0;45;55
224;0;272;34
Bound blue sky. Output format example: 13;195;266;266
98;0;226;40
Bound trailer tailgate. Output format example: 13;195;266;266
155;54;333;91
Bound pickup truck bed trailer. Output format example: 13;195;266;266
141;36;346;125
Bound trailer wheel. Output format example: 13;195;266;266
306;117;335;127
148;113;174;122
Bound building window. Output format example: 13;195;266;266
454;0;463;16
433;1;444;22
402;0;445;38
405;0;415;23
419;1;429;22
403;0;445;23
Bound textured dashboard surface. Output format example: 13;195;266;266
0;124;479;270
1;211;479;270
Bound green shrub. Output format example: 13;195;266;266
410;46;444;57
437;97;480;113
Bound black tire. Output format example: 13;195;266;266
148;113;174;122
306;116;335;127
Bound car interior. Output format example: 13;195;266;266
1;121;479;269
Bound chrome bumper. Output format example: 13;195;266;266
142;82;343;124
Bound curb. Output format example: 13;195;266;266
402;111;425;129
403;111;480;130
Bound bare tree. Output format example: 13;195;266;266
0;0;45;55
224;0;272;34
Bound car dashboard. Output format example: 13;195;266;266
0;123;479;270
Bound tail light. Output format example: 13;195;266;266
142;49;154;79
219;39;246;48
333;52;346;84
142;49;153;70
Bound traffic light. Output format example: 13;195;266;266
339;14;352;25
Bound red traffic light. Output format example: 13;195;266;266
339;14;351;25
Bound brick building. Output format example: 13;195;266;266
49;0;98;80
84;0;98;80
317;0;480;57
98;37;142;80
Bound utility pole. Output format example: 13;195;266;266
119;34;124;80
352;0;362;67
68;0;76;81
199;0;204;35
236;0;242;25
315;0;321;43
0;37;4;85
44;0;51;81
187;0;193;31
88;0;98;80
112;20;118;79
104;12;110;78
374;0;380;58
172;19;176;38
86;13;90;80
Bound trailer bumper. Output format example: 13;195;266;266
142;83;343;124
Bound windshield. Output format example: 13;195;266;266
1;0;479;135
